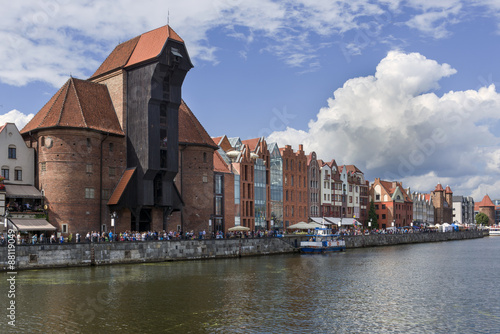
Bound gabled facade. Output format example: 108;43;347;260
242;137;271;230
280;144;307;228
370;178;413;228
452;195;474;225
411;192;435;225
1;123;39;218
268;143;283;230
307;152;320;218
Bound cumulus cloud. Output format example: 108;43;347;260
1;0;499;88
267;50;500;198
0;109;34;130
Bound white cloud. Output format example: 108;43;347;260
267;50;500;198
2;1;499;88
0;109;34;131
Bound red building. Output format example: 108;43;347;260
280;144;307;228
370;178;413;228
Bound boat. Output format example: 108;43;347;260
300;226;346;253
488;226;500;236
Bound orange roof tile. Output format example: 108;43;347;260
214;151;231;173
477;194;495;207
21;78;124;136
445;185;452;194
434;183;444;192
0;123;6;134
212;136;223;145
242;138;260;152
90;25;184;79
108;168;136;206
178;100;218;148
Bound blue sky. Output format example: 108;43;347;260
2;0;500;201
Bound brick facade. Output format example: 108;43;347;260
34;129;126;235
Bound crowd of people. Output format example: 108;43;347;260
0;224;471;246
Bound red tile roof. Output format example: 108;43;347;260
108;168;136;206
242;138;260;152
178;100;217;148
212;136;223;145
21;78;124;136
0;123;6;134
477;194;495;207
434;183;444;192
344;165;363;174
445;185;452;194
214;151;231;173
90;25;184;79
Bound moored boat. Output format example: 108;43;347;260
488;226;500;236
300;226;346;253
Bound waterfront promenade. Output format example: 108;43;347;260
0;230;486;271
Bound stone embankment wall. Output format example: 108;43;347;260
343;230;485;248
0;230;485;271
0;237;296;271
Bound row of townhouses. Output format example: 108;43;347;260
0;24;496;237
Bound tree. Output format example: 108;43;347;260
368;200;378;229
475;212;489;226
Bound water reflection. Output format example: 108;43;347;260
1;238;499;333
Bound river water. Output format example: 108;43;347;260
1;237;499;333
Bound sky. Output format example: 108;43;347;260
1;0;500;201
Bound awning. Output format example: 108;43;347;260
310;217;332;225
10;218;56;231
5;184;43;199
324;217;361;226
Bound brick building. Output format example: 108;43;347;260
307;152;320;218
21;78;126;235
431;183;453;224
280;144;307;228
370;178;413;228
170;101;219;234
21;25;200;235
213;150;235;234
474;194;495;225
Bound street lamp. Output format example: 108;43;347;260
3;210;9;229
110;211;117;240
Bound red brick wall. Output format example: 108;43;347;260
172;145;215;234
35;129;126;235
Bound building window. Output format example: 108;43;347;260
1;168;9;180
87;138;91;148
85;188;95;199
215;174;223;194
8;146;16;159
109;167;116;177
86;164;93;173
14;169;22;181
376;194;380;200
382;214;386;219
102;189;110;200
102;224;107;232
215;196;222;215
382;204;386;209
62;224;68;233
203;152;207;163
109;142;114;152
41;162;46;172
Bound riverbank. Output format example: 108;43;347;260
0;230;486;271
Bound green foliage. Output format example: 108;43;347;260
368;200;378;229
475;212;489;225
